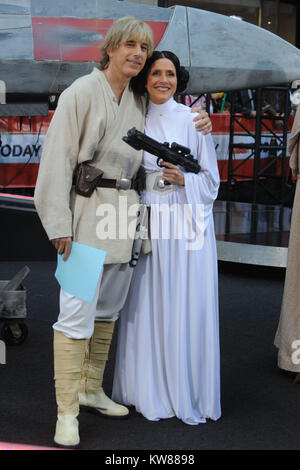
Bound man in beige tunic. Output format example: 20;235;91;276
274;104;300;383
35;17;212;448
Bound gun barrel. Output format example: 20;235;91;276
123;128;200;174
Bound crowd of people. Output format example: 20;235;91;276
33;15;300;449
180;87;294;120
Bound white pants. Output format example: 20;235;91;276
53;264;133;339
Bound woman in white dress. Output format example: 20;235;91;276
112;51;221;425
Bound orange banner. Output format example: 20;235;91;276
0;113;294;187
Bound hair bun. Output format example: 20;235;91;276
177;66;189;93
130;51;190;95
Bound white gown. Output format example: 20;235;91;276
112;98;221;424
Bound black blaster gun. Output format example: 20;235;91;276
123;127;200;174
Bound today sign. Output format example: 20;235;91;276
0;134;45;164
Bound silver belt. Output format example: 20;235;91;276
145;171;176;195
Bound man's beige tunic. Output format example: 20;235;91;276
274;106;300;372
35;68;146;264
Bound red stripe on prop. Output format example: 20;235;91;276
32;18;168;62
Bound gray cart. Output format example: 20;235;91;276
0;266;29;345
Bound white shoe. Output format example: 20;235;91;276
54;414;80;448
79;389;129;418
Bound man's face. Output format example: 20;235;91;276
107;39;149;81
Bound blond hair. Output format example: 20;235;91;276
99;16;154;70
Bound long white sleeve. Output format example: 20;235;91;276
184;131;220;231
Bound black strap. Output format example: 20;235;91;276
96;178;134;189
73;168;145;193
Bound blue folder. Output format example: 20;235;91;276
55;241;106;303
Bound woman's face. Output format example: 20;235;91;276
146;58;177;104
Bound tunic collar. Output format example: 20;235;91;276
147;97;178;116
92;67;130;106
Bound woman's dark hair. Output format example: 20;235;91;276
130;50;189;95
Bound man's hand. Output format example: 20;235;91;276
52;237;72;261
191;107;212;135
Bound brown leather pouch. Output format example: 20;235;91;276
74;161;104;197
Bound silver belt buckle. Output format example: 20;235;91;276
153;176;173;192
116;178;131;190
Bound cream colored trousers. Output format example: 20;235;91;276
53;263;133;339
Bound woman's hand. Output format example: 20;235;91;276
191;107;212;135
161;161;185;186
52;237;72;261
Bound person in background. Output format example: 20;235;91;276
233;89;256;118
181;92;225;114
274;102;300;384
